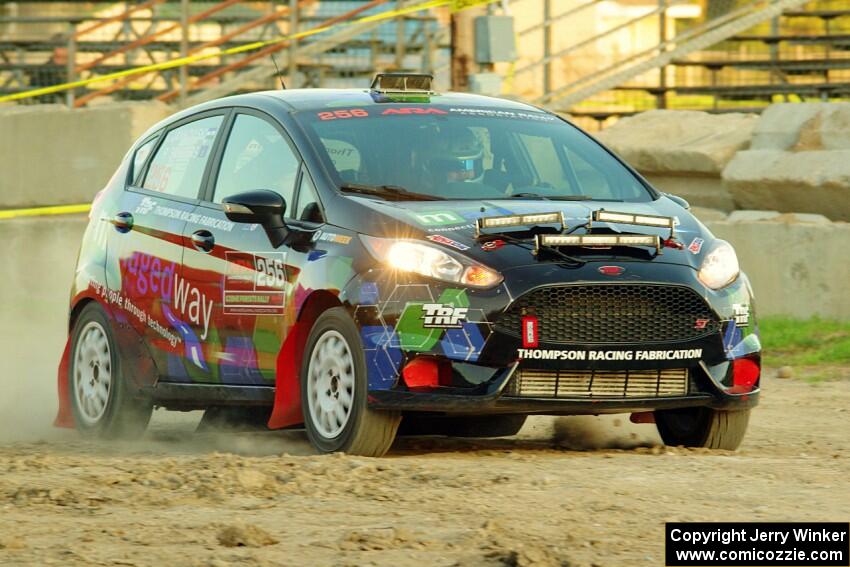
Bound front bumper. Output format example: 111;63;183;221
350;261;761;415
367;361;760;415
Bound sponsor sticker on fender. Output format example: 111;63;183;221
688;237;704;254
517;348;703;361
312;230;352;245
426;234;470;251
522;316;539;348
411;210;466;226
733;303;750;327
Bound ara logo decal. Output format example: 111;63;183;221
688;238;705;254
481;239;505;251
382;108;448;115
732;303;750;327
412;211;465;226
522;316;539;348
420;304;469;329
426;234;469;251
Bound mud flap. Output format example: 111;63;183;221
54;337;74;428
268;320;309;429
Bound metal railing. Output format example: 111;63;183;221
0;0;451;108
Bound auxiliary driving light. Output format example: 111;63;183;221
535;234;661;253
476;212;565;236
592;210;675;229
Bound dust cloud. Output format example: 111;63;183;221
0;294;68;443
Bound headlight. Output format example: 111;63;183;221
361;236;503;288
698;240;740;289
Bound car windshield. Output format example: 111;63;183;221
294;105;653;202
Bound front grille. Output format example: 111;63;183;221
496;284;719;344
505;368;689;398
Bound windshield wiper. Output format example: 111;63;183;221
507;193;621;202
509;192;551;200
339;183;441;202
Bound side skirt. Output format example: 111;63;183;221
145;382;275;410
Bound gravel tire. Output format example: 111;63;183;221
300;307;401;457
69;302;152;439
655;407;750;450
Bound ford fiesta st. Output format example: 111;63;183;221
56;73;760;456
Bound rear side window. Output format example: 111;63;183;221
213;114;300;206
131;136;158;185
142;116;223;199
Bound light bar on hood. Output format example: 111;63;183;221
535;234;661;254
476;212;565;236
592;210;675;229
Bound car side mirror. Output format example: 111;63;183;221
222;190;288;247
665;193;690;210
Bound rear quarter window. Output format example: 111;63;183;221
130;136;158;186
142;115;223;199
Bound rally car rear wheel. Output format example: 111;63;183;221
69;302;152;438
300;308;401;457
655;407;750;450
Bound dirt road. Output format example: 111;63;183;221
0;371;847;567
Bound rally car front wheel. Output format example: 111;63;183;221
300;308;401;457
69;302;152;438
655;407;750;450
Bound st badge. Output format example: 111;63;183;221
522;316;539;348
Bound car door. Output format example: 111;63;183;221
105;111;228;380
178;110;324;386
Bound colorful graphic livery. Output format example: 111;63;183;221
57;74;760;456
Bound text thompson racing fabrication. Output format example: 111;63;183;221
56;73;760;456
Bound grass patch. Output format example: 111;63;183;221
760;316;850;367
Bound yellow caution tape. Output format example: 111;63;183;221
0;0;499;104
0;204;92;220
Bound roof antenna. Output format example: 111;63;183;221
270;52;287;90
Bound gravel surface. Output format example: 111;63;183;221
0;372;847;567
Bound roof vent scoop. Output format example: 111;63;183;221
370;73;434;94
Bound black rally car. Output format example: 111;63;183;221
56;74;760;456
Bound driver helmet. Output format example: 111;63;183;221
422;126;485;183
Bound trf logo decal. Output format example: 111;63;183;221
522;316;539;348
420;304;469;328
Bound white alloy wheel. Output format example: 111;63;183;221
306;329;355;438
73;321;113;425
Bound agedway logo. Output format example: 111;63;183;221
517;348;703;361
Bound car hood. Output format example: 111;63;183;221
335;195;714;271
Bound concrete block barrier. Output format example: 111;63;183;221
705;213;850;319
0;102;171;209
